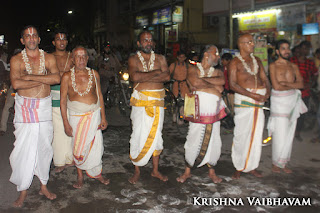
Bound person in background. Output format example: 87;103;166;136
169;51;190;123
221;53;234;115
290;41;318;141
0;48;21;136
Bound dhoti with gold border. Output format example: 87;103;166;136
129;89;165;167
184;91;226;168
232;88;266;173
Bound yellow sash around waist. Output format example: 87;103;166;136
130;90;165;117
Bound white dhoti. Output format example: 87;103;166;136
51;87;73;166
267;89;307;168
10;94;53;191
68;99;103;178
129;89;165;167
232;89;266;172
184;92;226;168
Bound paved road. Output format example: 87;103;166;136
0;106;319;213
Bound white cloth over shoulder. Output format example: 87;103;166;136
10;94;53;191
267;89;307;168
232;88;266;173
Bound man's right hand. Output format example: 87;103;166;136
64;123;73;137
251;93;267;102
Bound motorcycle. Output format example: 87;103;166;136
104;67;132;116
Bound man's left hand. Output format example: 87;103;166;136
100;119;108;130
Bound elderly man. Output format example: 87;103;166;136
127;31;170;184
229;33;271;179
176;45;226;183
60;46;109;189
9;25;60;207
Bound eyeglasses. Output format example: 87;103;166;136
241;41;255;45
141;38;153;43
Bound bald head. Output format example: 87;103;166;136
72;46;88;57
238;34;255;55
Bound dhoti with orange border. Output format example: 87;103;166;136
129;89;165;167
184;92;227;168
232;88;266;173
68;100;103;178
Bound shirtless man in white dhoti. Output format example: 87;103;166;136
51;31;74;173
176;45;226;183
128;31;170;184
268;39;305;174
60;46;109;189
229;34;271;179
10;25;60;207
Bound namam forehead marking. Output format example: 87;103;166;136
58;33;66;40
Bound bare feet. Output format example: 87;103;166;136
232;171;241;179
55;162;75;173
73;179;84;189
176;173;191;183
283;167;292;174
54;166;66;173
13;190;27;208
272;165;281;173
250;170;263;178
208;169;222;183
151;171;168;182
128;172;140;184
96;176;110;185
73;168;84;189
39;185;57;200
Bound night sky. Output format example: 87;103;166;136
0;0;91;53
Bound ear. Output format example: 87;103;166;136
275;49;279;56
137;41;140;47
52;41;55;46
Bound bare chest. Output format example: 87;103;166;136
55;55;69;71
274;64;295;81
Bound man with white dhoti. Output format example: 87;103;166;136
60;46;109;189
128;31;170;184
229;34;271;179
51;31;74;173
268;39;306;173
9;25;60;207
176;45;226;183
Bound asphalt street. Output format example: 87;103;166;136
0;105;319;213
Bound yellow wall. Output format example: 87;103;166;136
180;0;219;45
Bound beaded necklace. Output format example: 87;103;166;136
21;48;46;74
236;53;259;88
137;51;155;72
196;62;215;78
70;67;93;96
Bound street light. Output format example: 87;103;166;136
68;10;73;14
